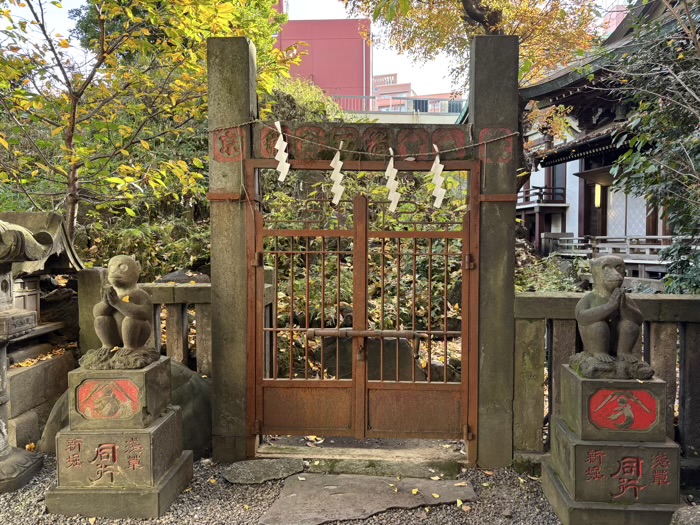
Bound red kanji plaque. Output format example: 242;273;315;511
77;379;140;420
589;389;658;431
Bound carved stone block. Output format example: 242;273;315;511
68;357;170;430
551;417;680;504
0;308;36;339
56;408;182;488
560;365;667;442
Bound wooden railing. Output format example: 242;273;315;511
514;292;700;461
141;283;212;376
555;235;678;258
517;186;566;204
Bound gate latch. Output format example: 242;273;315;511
465;254;476;270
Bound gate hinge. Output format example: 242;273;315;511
464;424;475;441
252;252;263;266
465;254;476;270
254;419;262;435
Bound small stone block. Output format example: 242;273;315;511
46;450;193;519
56;408;182;488
68;356;170;430
8;409;40;448
560;364;667;442
551;417;680;505
0;308;36;338
542;460;679;525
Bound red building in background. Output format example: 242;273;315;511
274;2;372;100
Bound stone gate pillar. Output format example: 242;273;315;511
208;38;257;462
468;36;519;467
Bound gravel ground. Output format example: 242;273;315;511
0;455;561;525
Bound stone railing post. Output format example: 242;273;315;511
208;38;257;462
469;35;519;467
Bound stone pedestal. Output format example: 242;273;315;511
46;357;193;519
543;365;681;525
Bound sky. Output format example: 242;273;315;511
31;0;457;97
284;0;457;96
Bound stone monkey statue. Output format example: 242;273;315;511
571;255;654;379
80;255;159;370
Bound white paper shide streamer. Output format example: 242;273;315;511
330;141;345;205
274;121;290;182
385;147;400;212
429;144;446;208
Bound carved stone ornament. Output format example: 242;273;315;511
79;255;159;370
0;220;52;263
571;255;654;380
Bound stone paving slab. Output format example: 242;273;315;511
223;458;305;484
259;473;477;525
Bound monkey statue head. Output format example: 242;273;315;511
591;255;625;295
107;255;141;289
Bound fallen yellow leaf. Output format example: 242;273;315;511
88;518;96;525
298;476;306;481
25;443;36;452
244;505;250;511
457;499;463;507
122;295;130;303
454;482;469;487
430;476;440;481
412;488;420;495
432;493;440;499
208;478;217;485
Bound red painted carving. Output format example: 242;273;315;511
397;128;430;160
363;127;392;157
126;437;145;471
89;443;120;483
213;128;247;163
479;128;514;164
330;127;361;158
77;379;140;420
584;449;607;482
589;389;658;431
293;126;326;159
260;125;279;159
432;128;468;159
652;453;672;486
611;457;648;499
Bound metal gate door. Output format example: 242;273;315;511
251;161;479;449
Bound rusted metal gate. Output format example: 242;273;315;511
240;123;480;460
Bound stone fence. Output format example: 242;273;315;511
141;283;212;376
514;292;700;462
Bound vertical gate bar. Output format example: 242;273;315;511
444;238;449;383
353;195;369;437
246;162;259;458
305;236;310;379
395;237;401;382
380;237;386;382
289;236;295;380
412;237;417;383
254;209;264;449
427;238;433;383
336;236;341;379
273;237;279;379
467;163;481;465
320;236;326;379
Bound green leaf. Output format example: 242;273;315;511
124;207;136;217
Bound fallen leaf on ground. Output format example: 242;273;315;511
244;505;250;511
457;499;463;507
442;444;451;448
484;470;494;476
454;482;469;487
432;493;440;499
527;475;540;481
430;476;441;481
298;476;306;481
122;295;130;302
462;505;472;513
25;443;36;452
208;478;217;485
412;488;420;495
88;519;96;525
481;482;491;487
